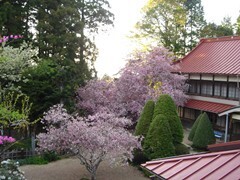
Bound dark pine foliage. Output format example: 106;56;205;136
135;100;155;138
192;112;216;149
144;114;175;159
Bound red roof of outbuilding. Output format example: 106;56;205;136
184;99;234;113
142;149;240;180
176;36;240;75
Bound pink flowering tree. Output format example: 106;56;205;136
37;104;141;180
77;47;188;121
0;136;16;160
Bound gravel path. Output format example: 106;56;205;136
20;157;149;180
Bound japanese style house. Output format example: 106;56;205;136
176;36;240;141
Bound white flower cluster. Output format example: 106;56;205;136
0;159;26;180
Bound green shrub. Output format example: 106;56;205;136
153;94;177;118
175;143;190;155
192;112;216;149
188;113;203;141
144;114;175;159
9;138;31;150
18;156;48;166
43;151;60;162
153;94;183;144
135;100;155;138
131;148;149;166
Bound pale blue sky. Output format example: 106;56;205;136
95;0;240;77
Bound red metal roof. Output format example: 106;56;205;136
142;149;240;180
176;36;240;75
185;99;234;113
208;140;240;152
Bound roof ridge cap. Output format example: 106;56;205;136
200;36;240;43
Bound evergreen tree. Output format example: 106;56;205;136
153;94;183;144
0;1;34;44
33;0;114;106
183;0;206;52
201;17;234;38
188;113;203;141
20;59;74;120
192;112;216;149
135;100;155;137
144;114;175;159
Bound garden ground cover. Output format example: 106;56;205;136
20;157;148;180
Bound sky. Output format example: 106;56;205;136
95;0;240;78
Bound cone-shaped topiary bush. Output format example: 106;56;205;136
135;100;155;137
188;113;203;141
175;143;190;155
192;112;216;149
144;114;175;159
153;94;183;144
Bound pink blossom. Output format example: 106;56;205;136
37;105;141;179
0;34;23;43
77;46;188;121
0;136;16;144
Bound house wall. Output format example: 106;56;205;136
187;74;240;102
182;73;240;140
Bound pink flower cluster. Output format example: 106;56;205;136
77;47;188;120
0;35;23;43
0;136;16;145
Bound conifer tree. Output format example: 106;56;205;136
188;113;203;141
135;100;155;137
153;94;183;144
192;112;216;149
144;114;175;159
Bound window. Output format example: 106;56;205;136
189;81;200;94
221;84;227;97
228;83;239;99
216;116;226;130
184;108;195;120
214;82;221;96
201;82;213;96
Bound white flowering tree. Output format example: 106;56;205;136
37;104;141;180
0;39;38;93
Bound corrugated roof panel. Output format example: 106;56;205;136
169;157;215;180
184;99;234;113
153;161;179;174
188;153;238;179
176;36;240;75
221;166;240;180
205;153;240;180
142;149;240;180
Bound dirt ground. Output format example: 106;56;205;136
20;157;148;180
20;128;195;180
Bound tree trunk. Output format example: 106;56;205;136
90;171;96;180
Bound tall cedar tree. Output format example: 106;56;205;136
188;113;203;141
35;0;114;74
33;0;114;109
144;114;175;159
0;1;34;44
135;100;155;137
192;112;216;149
183;0;206;52
153;94;183;144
